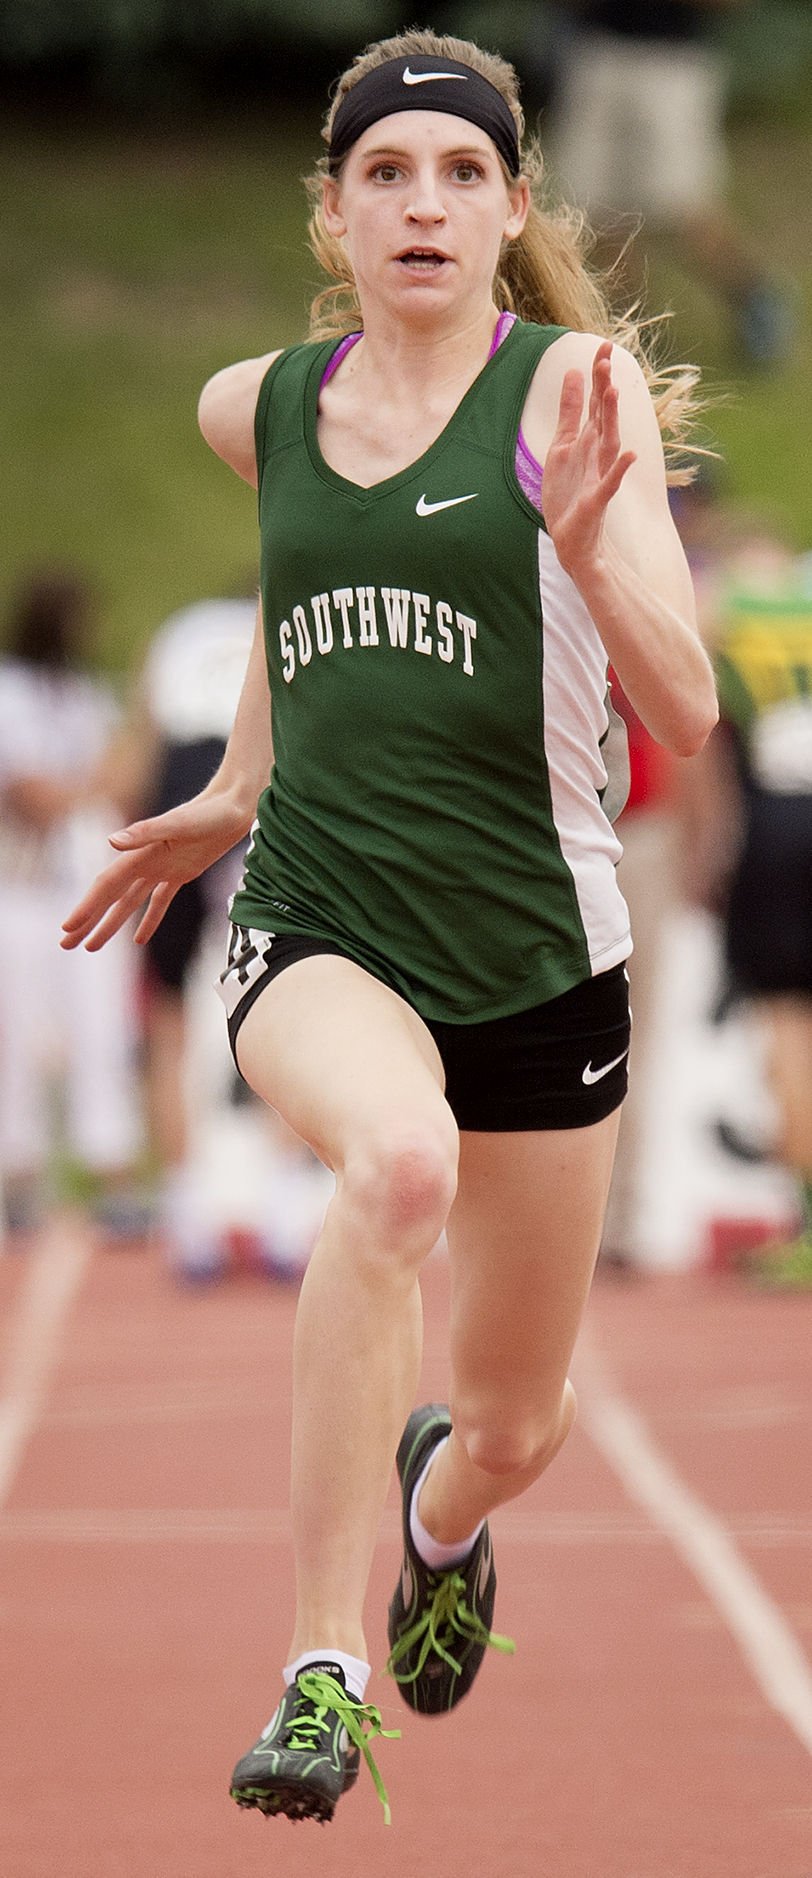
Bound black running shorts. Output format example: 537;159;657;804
218;926;630;1132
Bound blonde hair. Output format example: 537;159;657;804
304;28;705;481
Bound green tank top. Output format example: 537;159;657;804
230;317;630;1022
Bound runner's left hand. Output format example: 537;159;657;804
540;341;636;578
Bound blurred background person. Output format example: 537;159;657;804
547;0;791;366
681;524;812;1282
0;568;144;1242
598;469;728;1272
106;586;333;1281
598;478;808;1272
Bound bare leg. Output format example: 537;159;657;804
235;956;458;1663
417;1114;621;1543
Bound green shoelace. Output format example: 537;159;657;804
290;1671;400;1825
386;1567;515;1686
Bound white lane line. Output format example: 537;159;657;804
577;1339;812;1759
0;1220;92;1507
1;1503;809;1549
0;1507;661;1545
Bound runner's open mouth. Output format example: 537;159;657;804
397;249;448;269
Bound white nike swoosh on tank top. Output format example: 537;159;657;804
416;492;479;516
402;67;468;85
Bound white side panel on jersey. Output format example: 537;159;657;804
537;531;631;971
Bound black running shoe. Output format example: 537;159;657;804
230;1664;399;1824
386;1404;514;1715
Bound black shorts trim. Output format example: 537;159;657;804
217;926;630;1132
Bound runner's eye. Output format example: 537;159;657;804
452;161;485;183
370;162;402;183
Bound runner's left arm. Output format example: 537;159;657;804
530;337;718;756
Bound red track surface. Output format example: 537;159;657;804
1;1227;810;1877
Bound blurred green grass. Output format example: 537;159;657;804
1;106;810;678
0;111;319;672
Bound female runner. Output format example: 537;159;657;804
62;28;718;1827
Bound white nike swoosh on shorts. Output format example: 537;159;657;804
402;67;468;85
581;1048;629;1086
416;492;479;516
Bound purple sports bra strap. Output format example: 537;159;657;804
490;307;516;354
320;331;362;387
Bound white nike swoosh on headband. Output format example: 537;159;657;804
416;492;479;515
402;67;468;85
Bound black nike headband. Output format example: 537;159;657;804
328;55;522;178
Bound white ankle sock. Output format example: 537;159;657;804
409;1436;485;1570
283;1649;370;1703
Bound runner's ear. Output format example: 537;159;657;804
322;174;347;239
503;176;530;242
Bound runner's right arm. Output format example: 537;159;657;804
61;601;273;951
61;354;283;952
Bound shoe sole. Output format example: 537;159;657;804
232;1780;335;1823
231;1746;359;1823
232;1761;359;1823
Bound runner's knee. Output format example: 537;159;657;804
457;1384;577;1478
342;1114;458;1256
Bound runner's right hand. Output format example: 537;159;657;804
60;791;250;952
